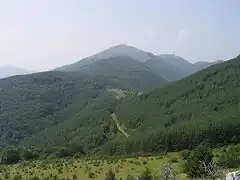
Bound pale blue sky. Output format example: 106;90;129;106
0;0;239;71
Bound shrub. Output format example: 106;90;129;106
126;174;136;180
138;167;152;180
105;169;117;180
13;174;22;180
217;146;240;168
28;176;40;180
0;148;21;165
142;160;148;165
184;144;213;178
88;171;95;178
180;149;191;160
72;174;77;180
22;149;39;160
169;156;178;163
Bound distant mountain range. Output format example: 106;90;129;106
0;66;32;79
56;44;224;82
1;45;223;82
193;60;224;71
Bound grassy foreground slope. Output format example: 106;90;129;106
0;152;188;180
102;55;240;155
2;145;239;180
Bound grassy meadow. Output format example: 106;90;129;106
0;150;238;180
0;152;189;180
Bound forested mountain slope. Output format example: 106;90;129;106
0;71;125;148
158;54;196;77
61;56;168;92
144;56;186;81
0;54;237;156
101;55;240;155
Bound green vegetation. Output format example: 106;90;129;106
184;144;214;178
0;152;186;180
107;55;240;155
0;145;239;179
0;71;121;150
0;56;240;158
111;113;129;138
56;44;214;82
0;48;240;179
68;56;168;92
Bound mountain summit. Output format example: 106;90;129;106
55;44;223;83
56;44;155;71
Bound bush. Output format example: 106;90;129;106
88;171;95;178
184;144;213;178
22;149;39;160
142;160;148;165
13;174;22;180
72;175;77;180
28;176;40;180
105;169;117;180
0;148;21;164
180;149;191;160
138;167;152;180
55;148;71;158
217;146;240;168
169;156;178;163
126;174;136;180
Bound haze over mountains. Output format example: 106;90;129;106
0;66;32;79
0;44;223;81
56;44;223;82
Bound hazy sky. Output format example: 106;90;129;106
0;0;239;71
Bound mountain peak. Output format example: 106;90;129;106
112;44;131;48
56;45;156;71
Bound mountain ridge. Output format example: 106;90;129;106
55;44;224;82
55;44;155;71
0;66;32;79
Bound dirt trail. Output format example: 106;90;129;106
111;113;129;138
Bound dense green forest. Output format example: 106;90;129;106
0;55;240;159
0;71;118;148
67;56;168;91
103;55;240;155
0;68;165;154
